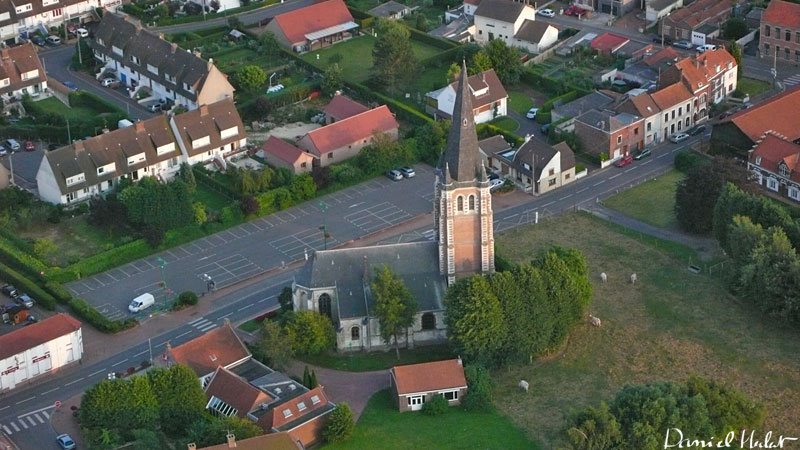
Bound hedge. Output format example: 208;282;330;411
192;166;242;200
522;70;590;98
0;262;57;310
68;297;137;333
477;124;524;147
419;45;465;69
50;239;151;284
540;90;581;113
344;80;433;126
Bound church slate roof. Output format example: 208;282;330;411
441;61;483;182
298;241;447;320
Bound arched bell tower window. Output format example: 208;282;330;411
457;196;464;211
468;195;475;210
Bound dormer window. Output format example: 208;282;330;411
297;402;307;411
755;156;762;166
780;164;789;177
311;395;321;405
130;55;140;65
97;37;103;46
282;409;292;419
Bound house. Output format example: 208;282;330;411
618;46;681;86
597;0;638;17
167;319;251;385
574;109;644;160
188;0;240;13
257;386;334;446
264;0;358;52
660;0;734;45
591;33;630;55
646;0;685;23
192;432;303;450
0;43;47;103
748;132;800;202
615;92;662;145
260;136;316;174
473;0;536;49
758;0;800;63
488;135;576;194
426;69;508;124
368;0;411;19
0;314;82;391
649;80;695;138
293;62;495;345
430;14;475;43
91;12;235;111
0;0;120;45
659;48;738;112
478;134;512;168
169;99;247;166
36;116;184;205
297;105;399;167
463;0;481;16
204;366;274;419
322;94;369;124
551;90;620;130
512;20;559;53
557;30;598;56
390;359;468;412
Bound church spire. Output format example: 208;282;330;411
441;60;481;182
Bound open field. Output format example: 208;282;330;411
492;212;800;449
18;216;124;267
603;169;684;229
323;390;536;450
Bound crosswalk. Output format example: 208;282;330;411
783;73;800;88
1;409;50;435
188;317;218;332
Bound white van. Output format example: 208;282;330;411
128;293;155;313
4;139;20;151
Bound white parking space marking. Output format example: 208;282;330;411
2;425;12;435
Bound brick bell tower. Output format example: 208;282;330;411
434;60;494;285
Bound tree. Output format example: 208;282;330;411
323;403;355;444
462;364;493;411
303;365;311;388
278;286;294;314
236;65;267;91
675;163;726;234
371;265;418;358
739;227;800;321
258;320;295;370
259;32;280;58
131;429;161;450
723;17;748;40
322;63;343;96
481;39;523;84
179;163;196;193
471;50;492;73
444;275;506;363
372;19;417;90
142;224;165;248
414;13;428;31
227;15;243;30
192;202;207;225
565;402;622;450
187;415;263;448
309;369;318;388
728;41;743;79
240;195;259;216
285;310;335;355
81;376;159;436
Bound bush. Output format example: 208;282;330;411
463;364;493;411
674;149;711;173
68;297;138;333
0;262;57;310
422;394;450;415
323;403;355;444
175;291;198;308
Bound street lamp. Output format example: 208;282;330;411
156;256;167;309
318;201;329;250
202;273;215;293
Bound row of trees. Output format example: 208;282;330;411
565;377;764;450
445;247;592;365
446;39;525;85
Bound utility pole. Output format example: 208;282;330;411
66;118;72;143
77;34;82;66
318;201;329;250
8;152;15;187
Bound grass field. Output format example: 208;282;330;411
603;170;684;229
323;390;537;450
35;97;115;121
507;90;534;114
193;184;233;212
299;345;456;372
490;116;520;133
18;216;124;267
492;212;800;449
736;77;772;97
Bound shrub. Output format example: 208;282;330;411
0;262;57;310
176;291;198;307
463;364;493;411
68;298;137;333
323;403;355;444
674;149;711;173
422;394;450;415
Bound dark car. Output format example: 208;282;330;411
633;148;652;160
653;35;673;45
63;81;78;91
31;35;46;47
688;124;706;136
1;284;19;298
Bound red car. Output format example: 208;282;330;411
614;154;633;168
564;5;587;17
24;140;35;152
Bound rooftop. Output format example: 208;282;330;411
168;320;250;377
271;0;355;44
474;0;529;22
0;313;81;360
303;105;398;155
761;0;800;29
391;359;467;395
731;85;800;142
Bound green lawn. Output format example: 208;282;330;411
34;97;116;122
492;212;800;448
193;184;233;212
736;77;771;97
323;390;537;450
299;345;456;372
507;90;534;114
490;116;520;133
18;216;128;267
238;318;262;333
603;170;684;229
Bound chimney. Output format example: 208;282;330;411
226;433;236;448
457;356;462;366
524;134;531;143
193;49;202;58
171;42;178;53
74;139;85;153
0;48;8;60
187;444;197;450
135;121;145;132
199;104;209;116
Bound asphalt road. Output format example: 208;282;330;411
151;0;316;33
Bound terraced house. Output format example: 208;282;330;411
759;0;800;64
90;12;234;110
0;0;119;44
0;42;47;103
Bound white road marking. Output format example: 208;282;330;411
111;358;129;367
238;304;254;311
15;397;34;405
175;330;193;339
219;312;233;319
609;173;621;179
2;425;12;435
132;350;148;358
39;387;59;395
593;180;606;186
88;369;106;377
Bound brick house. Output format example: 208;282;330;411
574;109;644;161
487;136;576;194
390;359;468;412
260;136;316;174
659;48;738;118
263;0;358;52
426;69;508;124
660;0;733;44
192;432;303;450
322;94;369;124
0;43;47;104
759;0;800;64
167;320;252;386
748;132;800;202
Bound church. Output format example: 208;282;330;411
292;62;495;351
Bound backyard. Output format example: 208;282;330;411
322;390;536;450
602;169;684;229
491;212;800;448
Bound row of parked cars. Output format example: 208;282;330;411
387;166;507;192
0;139;36;156
1;284;36;309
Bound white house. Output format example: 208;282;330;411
0;0;121;45
188;0;240;13
474;0;544;52
169;99;247;167
512;20;559;53
425;69;508;124
0;314;83;392
0;42;47;103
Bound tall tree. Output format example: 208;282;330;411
675;163;726;234
739;227;800;320
322;63;343;96
372;19;417;91
372;265;418;358
146;365;207;436
481;39;524;84
236;65;267;91
258;320;295;370
178;163;196;193
323;403;355;443
285;310;336;355
444;275;506;363
565;402;623;450
727;41;744;79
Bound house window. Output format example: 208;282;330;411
775;27;781;38
786;30;791;41
789;187;800;201
780;165;789;177
328;152;333;159
677;121;682;130
468;195;475;210
311;395;321;405
421;312;436;330
755;156;762;166
764;25;770;37
634;127;639;135
663;113;668;121
297;402;307;412
457;196;464;211
282;409;293;419
796;32;800;44
301;162;307;168
777;46;781;57
685;118;690;127
767;177;779;191
678;106;682;116
671;110;675;119
764;44;770;55
796;50;800;63
548;179;557;187
443;391;458;401
351;326;360;341
786;48;791;60
646;122;651;132
616;136;622;144
318;293;332;319
208;396;238;417
548;168;555;176
407;396;424;407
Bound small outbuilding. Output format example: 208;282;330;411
390;358;468;412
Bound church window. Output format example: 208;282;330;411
351;326;360;340
468;195;475;210
457;196;464;211
421;312;436;330
318;293;332;319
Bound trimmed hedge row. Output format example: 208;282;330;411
540;90;582;113
192;166;242;200
345;80;433;126
522;70;590;97
68;297;137;333
477;124;524;147
51;239;151;284
0;262;57;310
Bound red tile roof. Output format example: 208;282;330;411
0;42;46;97
168;320;250;377
272;0;355;44
391;359;467;395
205;366;273;417
590;33;630;53
761;0;800;30
668;0;730;28
667;48;737;93
260;386;333;431
262;136;315;165
649;81;693;110
731;85;800;142
437;69;508;114
0;314;81;360
197;432;302;450
303;105;398;155
749;132;800;183
323;94;369;122
643;47;680;67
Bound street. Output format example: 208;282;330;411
151;0;316;33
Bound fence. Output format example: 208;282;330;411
736;29;758;48
526;38;572;65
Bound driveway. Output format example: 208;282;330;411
286;361;387;419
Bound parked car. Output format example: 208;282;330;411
56;434;76;450
0;147;7;157
399;166;416;178
633;148;652;160
564;5;587;16
540;123;550;135
4;139;20;152
146;103;161;112
63;81;78;91
672;40;693;50
45;35;61;46
526;107;539;119
24;140;35;151
688;124;706;136
669;133;690;143
489;178;504;191
76;28;89;38
614;154;633;167
386;169;403;181
1;284;19;298
488;172;500;181
15;293;34;309
537;8;555;17
696;44;717;53
100;77;116;87
653;35;673;45
31;35;46;47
